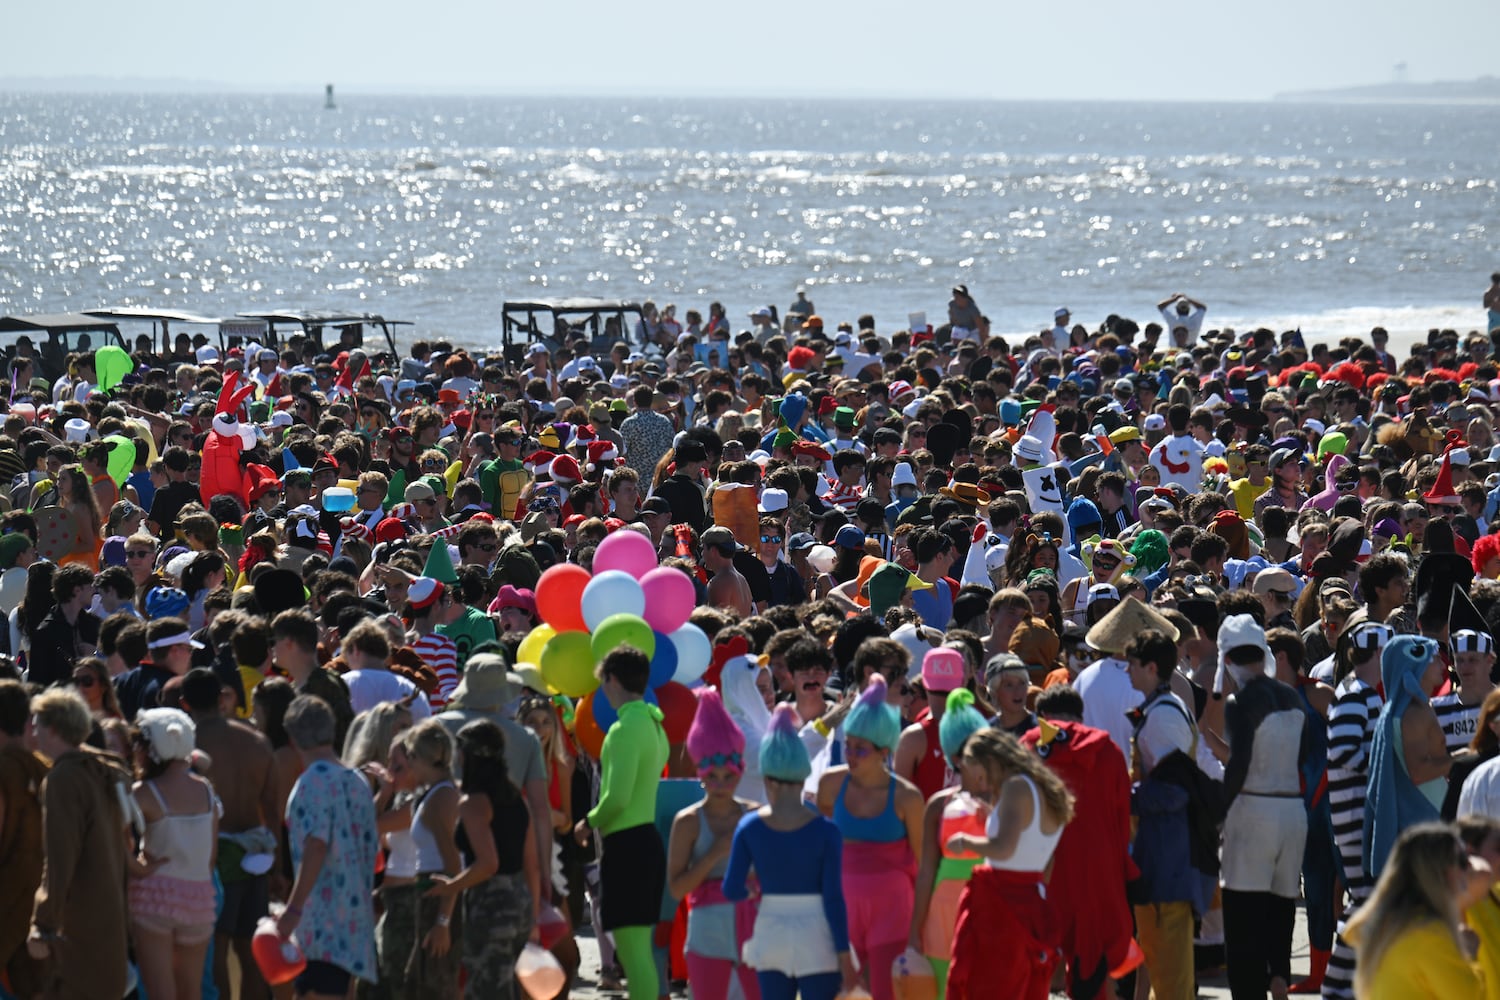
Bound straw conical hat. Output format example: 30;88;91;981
1085;596;1180;655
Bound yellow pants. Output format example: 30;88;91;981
1134;901;1195;1000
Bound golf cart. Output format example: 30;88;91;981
499;298;645;365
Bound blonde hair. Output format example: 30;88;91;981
30;687;93;747
342;701;414;767
961;729;1075;825
398;717;454;772
1347;822;1467;995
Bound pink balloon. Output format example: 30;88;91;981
593;528;659;579
640;565;696;634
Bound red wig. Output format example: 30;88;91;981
1472;533;1500;577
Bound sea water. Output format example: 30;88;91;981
0;93;1495;352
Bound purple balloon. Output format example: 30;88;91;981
640;565;696;633
593;529;658;580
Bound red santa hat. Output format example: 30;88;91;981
524;450;556;476
550;454;582;486
1423;447;1460;507
586;440;620;473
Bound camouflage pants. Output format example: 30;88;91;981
366;880;462;1000
462;872;533;996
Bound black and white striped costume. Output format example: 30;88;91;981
1321;675;1383;1000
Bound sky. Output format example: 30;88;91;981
7;0;1498;102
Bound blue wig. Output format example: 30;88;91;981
938;688;989;768
845;675;901;751
760;704;812;784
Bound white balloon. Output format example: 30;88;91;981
668;624;712;686
580;570;645;632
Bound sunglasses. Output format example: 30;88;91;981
760;534;783;544
475;413;495;421
72;674;97;688
422;460;446;469
126;549;153;559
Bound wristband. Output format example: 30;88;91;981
812;718;832;739
436;914;451;927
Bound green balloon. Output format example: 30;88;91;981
591;613;656;662
104;434;134;486
95;345;133;393
540;630;599;698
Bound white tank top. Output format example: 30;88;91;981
385;825;419;880
985;775;1063;872
411;780;455;874
141;779;219;882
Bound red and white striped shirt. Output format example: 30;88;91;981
410;632;460;708
822;481;864;513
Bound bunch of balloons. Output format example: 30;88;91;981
521;529;707;757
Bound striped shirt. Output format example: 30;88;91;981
1326;676;1383;842
410;632;460;709
1432;692;1486;754
822;481;863;513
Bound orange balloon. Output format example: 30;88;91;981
574;691;606;760
535;564;591;632
654;681;699;745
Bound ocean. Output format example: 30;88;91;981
0;93;1496;353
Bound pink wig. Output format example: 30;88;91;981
685;688;746;775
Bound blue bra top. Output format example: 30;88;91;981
833;775;905;843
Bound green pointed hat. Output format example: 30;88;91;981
423;537;459;584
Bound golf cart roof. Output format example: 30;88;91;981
237;310;412;327
83;307;224;325
502;298;642;314
0;312;123;333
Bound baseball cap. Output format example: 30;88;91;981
701;526;745;554
640;496;672;517
835;525;866;550
787;532;817;552
758;488;789;514
921;648;966;693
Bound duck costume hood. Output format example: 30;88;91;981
1362;634;1442;880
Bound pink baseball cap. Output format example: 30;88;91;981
921;648;966;693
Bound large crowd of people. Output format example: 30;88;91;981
3;284;1500;1000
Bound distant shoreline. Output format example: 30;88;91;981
1275;76;1500;104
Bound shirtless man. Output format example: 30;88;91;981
701;526;754;616
180;668;281;1000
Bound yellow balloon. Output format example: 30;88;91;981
517;624;556;667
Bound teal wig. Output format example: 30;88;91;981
760;704;812;784
845;675;901;751
938;688;989;768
